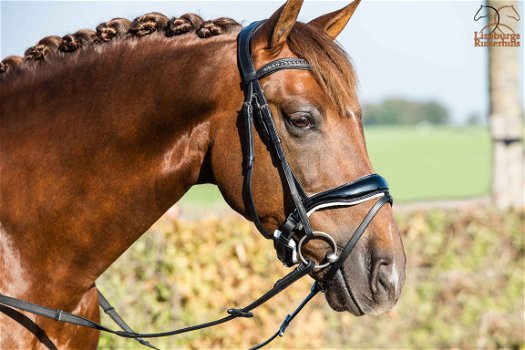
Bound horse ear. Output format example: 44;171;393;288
308;0;361;39
253;0;304;52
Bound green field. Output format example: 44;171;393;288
179;126;491;207
366;125;491;202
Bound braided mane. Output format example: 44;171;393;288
0;11;357;117
0;12;241;76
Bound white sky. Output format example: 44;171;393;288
1;1;524;124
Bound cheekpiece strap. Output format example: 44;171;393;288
238;20;316;244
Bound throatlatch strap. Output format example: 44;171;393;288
242;86;273;239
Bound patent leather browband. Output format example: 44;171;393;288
238;22;312;83
256;58;312;80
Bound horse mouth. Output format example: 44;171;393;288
323;269;365;316
323;267;399;316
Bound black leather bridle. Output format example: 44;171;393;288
238;21;392;284
0;21;393;349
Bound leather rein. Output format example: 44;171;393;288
0;21;392;349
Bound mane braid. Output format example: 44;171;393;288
0;12;241;78
0;56;24;74
59;29;98;53
24;36;62;62
96;18;131;42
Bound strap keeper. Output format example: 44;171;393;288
227;308;253;318
55;310;63;321
243;71;258;84
312;281;324;293
273;230;298;267
103;306;115;313
278;314;292;336
242;101;253;113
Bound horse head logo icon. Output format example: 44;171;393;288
475;4;520;34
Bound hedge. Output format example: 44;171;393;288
97;208;524;349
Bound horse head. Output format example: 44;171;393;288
474;5;500;34
211;0;406;316
474;5;487;21
499;4;520;22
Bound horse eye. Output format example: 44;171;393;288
288;113;312;129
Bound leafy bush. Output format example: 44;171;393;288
97;208;523;349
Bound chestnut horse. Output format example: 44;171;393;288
0;0;406;348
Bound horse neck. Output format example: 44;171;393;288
0;34;241;304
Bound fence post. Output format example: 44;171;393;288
487;0;524;209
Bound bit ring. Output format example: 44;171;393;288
297;231;339;269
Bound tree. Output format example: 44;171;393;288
466;112;482;126
362;98;449;125
422;102;449;125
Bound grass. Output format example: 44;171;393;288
179;125;491;207
365;125;491;202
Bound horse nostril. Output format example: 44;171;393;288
370;258;394;297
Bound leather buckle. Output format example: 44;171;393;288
273;230;298;267
254;107;270;143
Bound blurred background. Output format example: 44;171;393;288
1;1;523;349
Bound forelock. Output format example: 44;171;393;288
287;22;359;116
